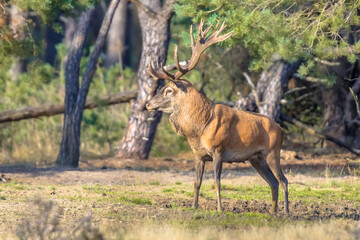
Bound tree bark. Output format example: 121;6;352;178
57;0;121;167
9;5;26;80
341;64;360;149
0;90;137;123
236;60;301;121
116;0;175;159
56;9;94;167
105;0;128;68
320;58;359;148
63;17;78;49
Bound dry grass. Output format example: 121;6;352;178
0;166;359;240
113;221;360;240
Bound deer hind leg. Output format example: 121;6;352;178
193;156;205;209
267;149;289;214
250;155;279;213
213;152;223;212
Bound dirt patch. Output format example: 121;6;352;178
152;196;360;221
78;150;360;175
0;150;359;238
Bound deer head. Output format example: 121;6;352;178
146;20;233;113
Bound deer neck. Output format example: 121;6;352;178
170;89;213;137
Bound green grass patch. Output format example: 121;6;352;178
170;209;288;229
117;196;152;205
149;180;161;186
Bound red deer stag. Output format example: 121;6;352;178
146;20;289;214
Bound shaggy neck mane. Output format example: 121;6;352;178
170;86;213;137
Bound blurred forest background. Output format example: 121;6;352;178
0;0;360;166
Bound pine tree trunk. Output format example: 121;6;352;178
116;0;174;159
105;0;128;68
9;5;26;80
322;85;345;146
64;17;78;49
343;78;360;149
236;60;300;121
56;9;93;167
322;60;360;149
57;0;121;167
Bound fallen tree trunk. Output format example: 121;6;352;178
280;114;360;156
0;90;137;124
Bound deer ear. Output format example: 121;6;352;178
172;81;187;93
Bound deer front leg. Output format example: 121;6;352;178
193;155;205;209
213;152;223;212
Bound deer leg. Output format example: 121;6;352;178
267;150;289;214
193;157;205;209
250;157;279;213
213;153;223;212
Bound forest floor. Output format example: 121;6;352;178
0;148;360;239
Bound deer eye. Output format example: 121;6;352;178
164;88;173;96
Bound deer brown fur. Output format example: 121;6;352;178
146;20;289;214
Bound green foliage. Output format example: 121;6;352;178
10;0;97;24
175;0;360;73
0;40;136;162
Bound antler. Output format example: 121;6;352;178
147;57;174;81
173;19;233;80
147;19;233;81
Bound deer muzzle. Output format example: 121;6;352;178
146;102;158;111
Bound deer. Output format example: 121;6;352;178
146;20;289;214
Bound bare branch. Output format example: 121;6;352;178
314;57;340;66
129;0;156;18
281;114;360;156
281;91;318;105
204;5;222;14
160;0;175;18
349;87;360;118
292;73;328;84
0;90;137;124
242;72;262;108
284;84;319;96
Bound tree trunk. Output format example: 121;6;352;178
236;60;301;121
343;78;360;149
57;0;121;167
63;17;78;49
331;60;360;149
116;0;174;159
322;84;345;146
105;0;128;68
342;62;360;149
56;9;94;167
9;5;26;80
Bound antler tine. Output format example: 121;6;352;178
202;22;214;37
160;62;175;79
174;44;186;73
147;57;175;81
190;25;195;49
216;21;227;37
217;30;233;42
198;19;205;38
147;57;160;80
173;19;233;80
205;21;228;43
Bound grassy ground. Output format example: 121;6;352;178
0;163;359;239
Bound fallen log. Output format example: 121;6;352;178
0;90;137;124
280;114;360;156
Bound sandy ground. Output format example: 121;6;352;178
0;149;359;239
1;149;358;186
